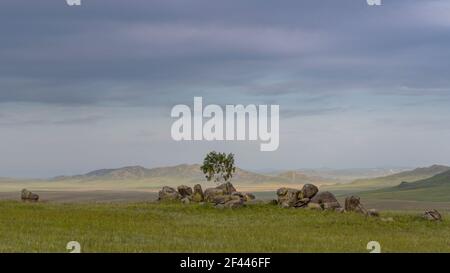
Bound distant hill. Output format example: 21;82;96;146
276;171;332;184
359;170;450;202
53;164;293;185
322;164;450;196
294;167;409;183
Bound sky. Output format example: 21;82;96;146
1;0;450;178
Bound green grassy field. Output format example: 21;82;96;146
0;201;449;253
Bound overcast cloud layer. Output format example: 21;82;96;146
1;0;450;177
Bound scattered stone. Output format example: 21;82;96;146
309;191;341;210
381;217;394;222
277;187;300;208
300;184;319;199
423;209;442;221
192;184;204;202
158;186;180;201
177;185;193;198
21;189;39;202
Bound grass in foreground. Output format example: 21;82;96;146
0;201;449;253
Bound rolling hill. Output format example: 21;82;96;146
324;165;450;194
359;170;450;202
52;164;333;186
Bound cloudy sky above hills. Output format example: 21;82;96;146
1;0;450;177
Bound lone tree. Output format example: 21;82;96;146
200;151;236;184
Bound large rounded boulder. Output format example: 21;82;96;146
300;184;319;199
309;191;341;210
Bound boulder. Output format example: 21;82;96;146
423;209;442;221
158;186;180;201
216;182;236;195
177;185;193;198
344;196;367;214
309;191;341;210
204;188;226;203
300;184;319;199
192;184;204;202
277;187;300;208
21;189;39;202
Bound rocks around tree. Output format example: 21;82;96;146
158;182;256;209
21;189;39;202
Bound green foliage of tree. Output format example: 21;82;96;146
200;151;236;184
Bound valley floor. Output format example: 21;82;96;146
0;201;449;253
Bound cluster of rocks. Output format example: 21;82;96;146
276;184;379;216
158;182;255;208
21;189;39;202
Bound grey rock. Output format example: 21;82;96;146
21;189;39;202
309;191;341;210
192;184;204;202
423;209;442;221
276;187;300;208
300;184;319;199
158;186;180;201
177;185;193;198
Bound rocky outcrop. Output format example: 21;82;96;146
21;189;39;202
276;186;341;211
423;209;442;221
158;186;180;201
158;182;256;209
